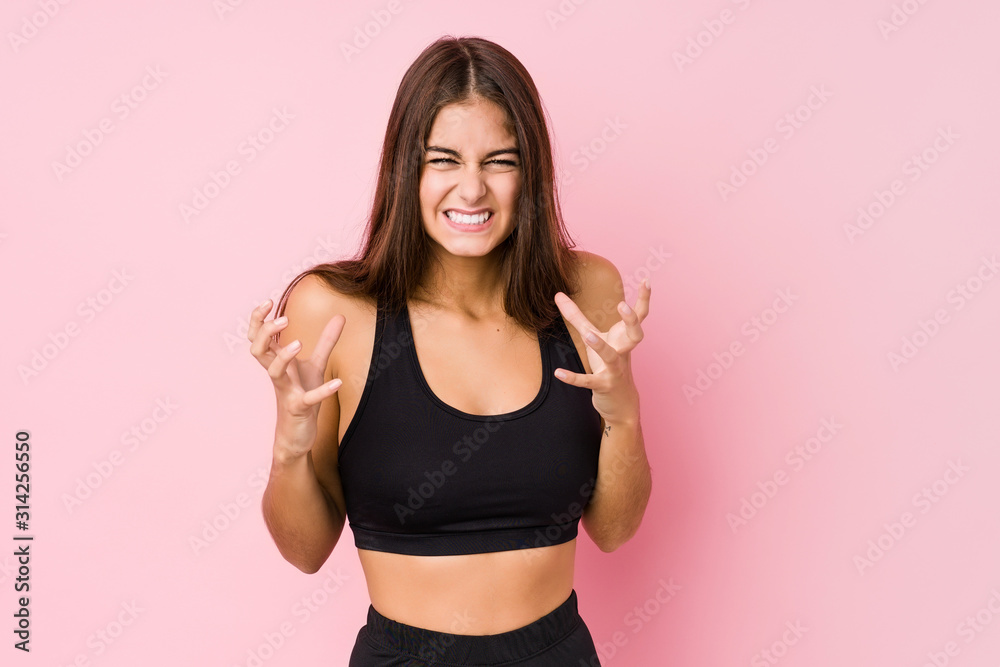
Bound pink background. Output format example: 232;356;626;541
3;1;999;665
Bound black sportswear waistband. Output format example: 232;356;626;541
362;589;583;664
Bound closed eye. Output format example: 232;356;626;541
428;158;519;167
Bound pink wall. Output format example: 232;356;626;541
3;1;999;664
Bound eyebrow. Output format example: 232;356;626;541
425;145;520;159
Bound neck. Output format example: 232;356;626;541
414;246;506;319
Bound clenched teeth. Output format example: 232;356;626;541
445;210;493;225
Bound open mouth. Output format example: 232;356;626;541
443;210;494;226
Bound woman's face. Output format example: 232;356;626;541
418;98;521;258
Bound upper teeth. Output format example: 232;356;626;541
446;210;492;225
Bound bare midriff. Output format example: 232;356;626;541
358;540;577;634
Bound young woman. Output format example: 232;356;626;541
248;36;652;666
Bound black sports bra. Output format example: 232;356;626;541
336;298;603;556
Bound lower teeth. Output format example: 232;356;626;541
449;215;488;225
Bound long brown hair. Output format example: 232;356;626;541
275;35;584;335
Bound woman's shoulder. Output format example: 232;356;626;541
286;273;376;319
282;274;378;373
568;249;626;312
570;248;620;278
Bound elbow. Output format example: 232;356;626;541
260;498;335;574
285;538;336;574
595;530;631;553
588;490;651;554
294;558;325;575
282;546;332;575
591;513;647;553
596;539;621;553
586;521;629;553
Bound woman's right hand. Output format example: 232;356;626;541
247;298;346;463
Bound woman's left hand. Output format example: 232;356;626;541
553;279;651;426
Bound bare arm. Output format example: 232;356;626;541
262;444;344;574
563;251;653;552
253;274;350;573
582;416;651;552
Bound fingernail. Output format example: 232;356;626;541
585;331;599;344
620;302;632;314
275;316;288;326
259;298;271;309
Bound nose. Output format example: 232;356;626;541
457;164;487;203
